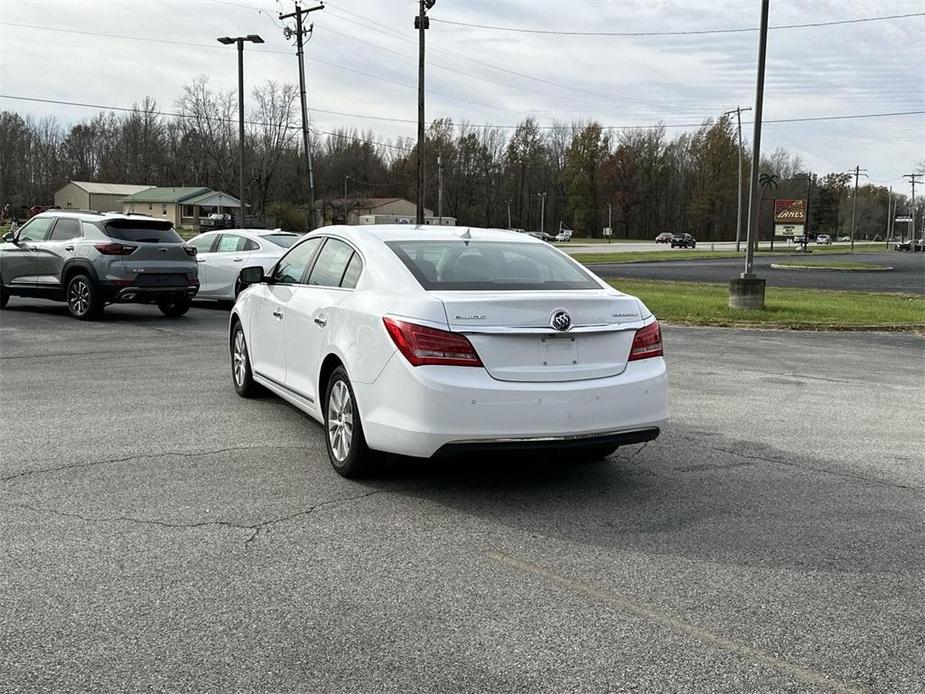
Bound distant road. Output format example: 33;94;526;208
560;240;884;254
588;252;925;294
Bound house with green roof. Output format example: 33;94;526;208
121;187;241;229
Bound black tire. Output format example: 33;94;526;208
66;273;103;320
230;322;263;397
323;365;379;478
158;294;191;318
0;282;8;309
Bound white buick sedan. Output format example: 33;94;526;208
229;225;667;477
187;228;300;300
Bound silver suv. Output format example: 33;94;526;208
0;210;199;319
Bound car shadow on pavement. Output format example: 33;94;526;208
361;425;923;575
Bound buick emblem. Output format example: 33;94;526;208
550;310;572;332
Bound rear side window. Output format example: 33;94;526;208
386;240;601;291
17;217;54;241
262;233;299;248
273;237;322;284
215;234;257;253
104;219;182;243
308;239;354;287
340;253;363;289
49;218;82;240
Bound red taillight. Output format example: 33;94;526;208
95;243;136;255
383;317;483;367
629;320;663;361
183;246;197;256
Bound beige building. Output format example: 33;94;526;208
54;181;153;213
318;197;454;226
121;187;241;229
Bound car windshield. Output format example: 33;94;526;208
261;233;299;248
104;219;182;243
386;239;601;291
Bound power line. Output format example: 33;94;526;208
2;94;922;133
429;12;925;37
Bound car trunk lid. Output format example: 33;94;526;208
433;290;644;382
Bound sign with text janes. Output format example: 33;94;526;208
773;199;807;225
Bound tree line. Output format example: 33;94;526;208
0;77;918;239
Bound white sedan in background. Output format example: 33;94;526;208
187;228;300;300
229;225;668;477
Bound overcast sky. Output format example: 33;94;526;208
1;0;922;188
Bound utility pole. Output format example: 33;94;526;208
280;2;324;230
607;201;613;244
538;192;547;235
904;173;923;248
506;199;511;229
217;34;264;229
415;0;436;225
437;155;443;226
729;0;768;310
847;164;868;251
885;186;892;249
723;106;751;252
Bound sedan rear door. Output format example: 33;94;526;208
203;233;261;299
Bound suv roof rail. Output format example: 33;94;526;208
46;208;102;216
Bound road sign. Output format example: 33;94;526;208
894;216;912;223
775;223;803;237
774;199;807;225
602;227;612;237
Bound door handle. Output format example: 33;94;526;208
197;258;206;263
64;246;74;251
232;257;244;262
28;247;39;252
272;310;283;320
314;316;327;327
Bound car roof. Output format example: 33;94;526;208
312;224;543;246
33;210;168;223
192;228;297;239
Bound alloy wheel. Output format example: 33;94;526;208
327;380;354;462
68;278;90;316
232;330;248;387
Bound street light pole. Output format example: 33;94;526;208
218;34;264;229
414;0;435;226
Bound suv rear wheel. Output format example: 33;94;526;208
66;273;103;320
158;294;191;318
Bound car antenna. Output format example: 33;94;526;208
458;227;471;246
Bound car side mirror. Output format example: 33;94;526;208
2;231;14;242
238;265;266;285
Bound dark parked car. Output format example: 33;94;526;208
655;232;673;244
670;233;696;248
0;210;199;319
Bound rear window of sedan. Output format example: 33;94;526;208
385;240;601;291
104;219;183;244
262;233;300;248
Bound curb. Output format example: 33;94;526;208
769;263;893;272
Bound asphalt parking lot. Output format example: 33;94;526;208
1;301;923;693
590;252;925;294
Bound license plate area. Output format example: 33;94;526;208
540;336;578;366
135;273;185;287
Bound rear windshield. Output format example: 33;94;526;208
386;240;601;291
262;233;299;248
104;219;183;243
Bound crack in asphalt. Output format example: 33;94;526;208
6;485;430;545
681;438;923;492
0;444;311;483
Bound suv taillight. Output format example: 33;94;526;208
383;317;483;367
629;320;663;361
183;246;197;257
95;243;136;255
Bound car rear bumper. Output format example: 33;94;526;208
100;282;199;303
354;354;668;458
